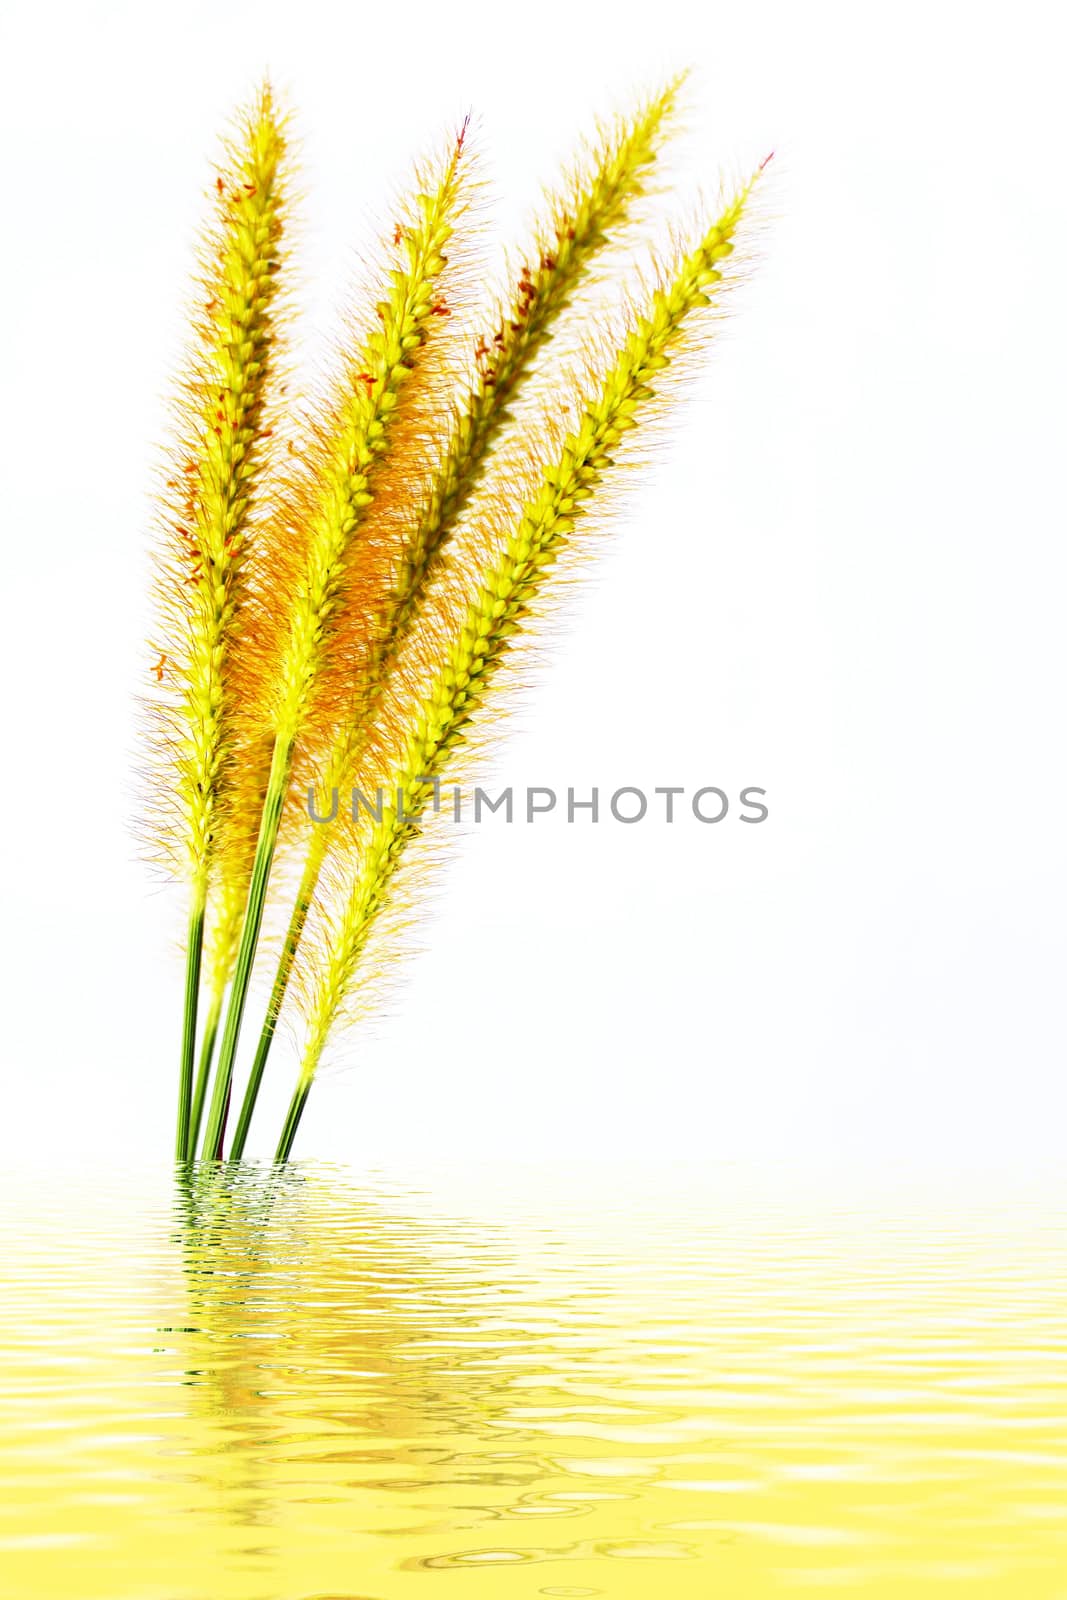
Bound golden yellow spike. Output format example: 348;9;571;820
278;165;767;1158
201;123;473;1160
144;83;290;1159
230;82;683;1156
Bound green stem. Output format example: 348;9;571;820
274;1078;311;1162
229;830;327;1159
188;985;223;1158
211;1080;232;1159
175;902;205;1162
202;735;291;1160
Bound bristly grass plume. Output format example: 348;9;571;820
143;77;769;1164
145;86;289;1160
229;80;682;1157
199;126;471;1162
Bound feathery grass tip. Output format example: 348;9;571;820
276;165;765;1158
148;84;289;1159
201;125;472;1160
231;81;682;1156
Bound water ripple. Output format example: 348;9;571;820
1;1164;1065;1597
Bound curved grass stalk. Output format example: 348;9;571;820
148;86;289;1160
201;128;470;1161
231;82;680;1157
275;167;766;1160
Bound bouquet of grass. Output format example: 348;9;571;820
143;78;768;1163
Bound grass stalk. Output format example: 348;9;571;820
274;1079;312;1163
276;169;763;1155
201;733;291;1158
229;846;320;1158
188;981;224;1156
203;131;467;1158
234;86;679;1149
148;86;290;1160
146;84;769;1169
175;901;205;1161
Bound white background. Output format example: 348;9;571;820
0;0;1063;1169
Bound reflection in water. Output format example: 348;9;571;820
1;1163;1066;1598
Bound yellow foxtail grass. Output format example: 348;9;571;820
274;167;766;1160
145;84;289;1161
200;125;472;1161
185;398;465;1156
230;82;681;1157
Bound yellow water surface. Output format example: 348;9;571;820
1;1163;1065;1598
